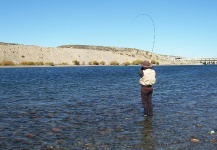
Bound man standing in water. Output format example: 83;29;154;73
138;60;156;117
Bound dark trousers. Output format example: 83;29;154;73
141;86;153;115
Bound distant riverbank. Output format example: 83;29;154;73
0;42;198;66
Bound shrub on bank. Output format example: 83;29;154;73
100;61;105;65
132;59;143;65
151;60;159;65
73;60;80;65
110;61;119;65
34;61;44;65
45;62;55;66
0;60;15;66
59;62;68;65
20;61;37;65
92;61;99;65
122;61;131;66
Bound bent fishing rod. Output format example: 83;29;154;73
131;14;156;62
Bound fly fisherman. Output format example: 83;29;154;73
138;60;156;117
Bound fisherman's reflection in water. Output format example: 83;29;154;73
141;117;156;149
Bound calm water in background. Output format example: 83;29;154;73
0;65;217;149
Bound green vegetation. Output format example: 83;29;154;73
45;62;55;66
100;61;105;65
0;60;56;66
19;61;44;65
109;61;119;65
73;60;80;65
33;61;44;65
19;61;35;65
89;61;104;65
58;44;142;53
122;61;131;66
151;60;159;65
132;59;143;65
0;60;15;66
92;61;99;65
0;42;18;45
59;62;68;65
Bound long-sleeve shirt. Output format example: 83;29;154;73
138;67;156;85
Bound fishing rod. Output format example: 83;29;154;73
131;14;156;61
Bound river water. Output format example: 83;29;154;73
0;65;216;149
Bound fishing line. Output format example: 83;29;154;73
131;14;156;60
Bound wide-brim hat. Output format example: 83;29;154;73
141;60;152;68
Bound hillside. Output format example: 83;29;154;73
0;42;197;66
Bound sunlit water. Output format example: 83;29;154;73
0;65;217;149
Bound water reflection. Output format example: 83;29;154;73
141;117;156;149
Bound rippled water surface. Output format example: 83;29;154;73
0;65;217;149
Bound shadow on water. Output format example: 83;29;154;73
140;117;156;149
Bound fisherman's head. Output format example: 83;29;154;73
141;60;152;69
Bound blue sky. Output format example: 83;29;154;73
1;0;217;58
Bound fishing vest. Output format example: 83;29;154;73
139;69;156;85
